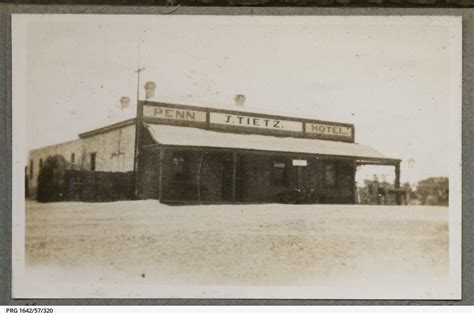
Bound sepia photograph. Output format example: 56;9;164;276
11;14;462;299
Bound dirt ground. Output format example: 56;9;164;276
23;200;449;297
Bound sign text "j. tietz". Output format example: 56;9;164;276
210;112;303;132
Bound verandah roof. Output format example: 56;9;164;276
144;123;400;165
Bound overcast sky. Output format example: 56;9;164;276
13;15;461;184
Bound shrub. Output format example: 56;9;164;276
36;154;68;202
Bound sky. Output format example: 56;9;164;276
13;15;461;184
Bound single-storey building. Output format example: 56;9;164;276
27;100;402;204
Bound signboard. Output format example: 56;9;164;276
210;112;303;133
140;102;354;143
273;162;286;168
143;105;207;123
305;122;352;140
292;159;308;166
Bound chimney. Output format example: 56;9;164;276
234;94;246;107
144;81;157;100
119;96;130;109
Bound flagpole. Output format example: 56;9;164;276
135;67;145;105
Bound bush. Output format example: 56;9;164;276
415;177;449;206
36;155;68;202
358;176;393;205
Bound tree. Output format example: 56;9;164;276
415;177;449;206
36;154;68;202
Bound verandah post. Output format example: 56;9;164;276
158;147;165;202
232;152;237;202
353;161;358;204
133;100;144;198
395;162;401;205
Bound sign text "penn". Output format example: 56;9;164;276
143;105;207;122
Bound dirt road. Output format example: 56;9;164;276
23;201;449;298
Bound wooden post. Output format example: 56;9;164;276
232;152;237;202
133;102;144;171
376;180;381;205
133;100;144;198
352;161;357;204
158;147;165;202
297;155;302;190
394;162;401;205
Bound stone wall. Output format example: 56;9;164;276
81;124;136;173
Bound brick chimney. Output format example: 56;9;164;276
119;96;130;109
234;94;246;107
144;81;156;100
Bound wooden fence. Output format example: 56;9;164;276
64;170;136;202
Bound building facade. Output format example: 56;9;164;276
27;101;401;204
27;120;136;199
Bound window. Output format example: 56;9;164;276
271;160;287;186
325;163;337;187
39;158;43;169
90;153;97;171
172;154;187;180
71;153;76;170
29;160;33;179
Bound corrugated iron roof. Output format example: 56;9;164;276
145;123;400;164
78;119;136;139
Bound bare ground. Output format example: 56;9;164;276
24;200;448;290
